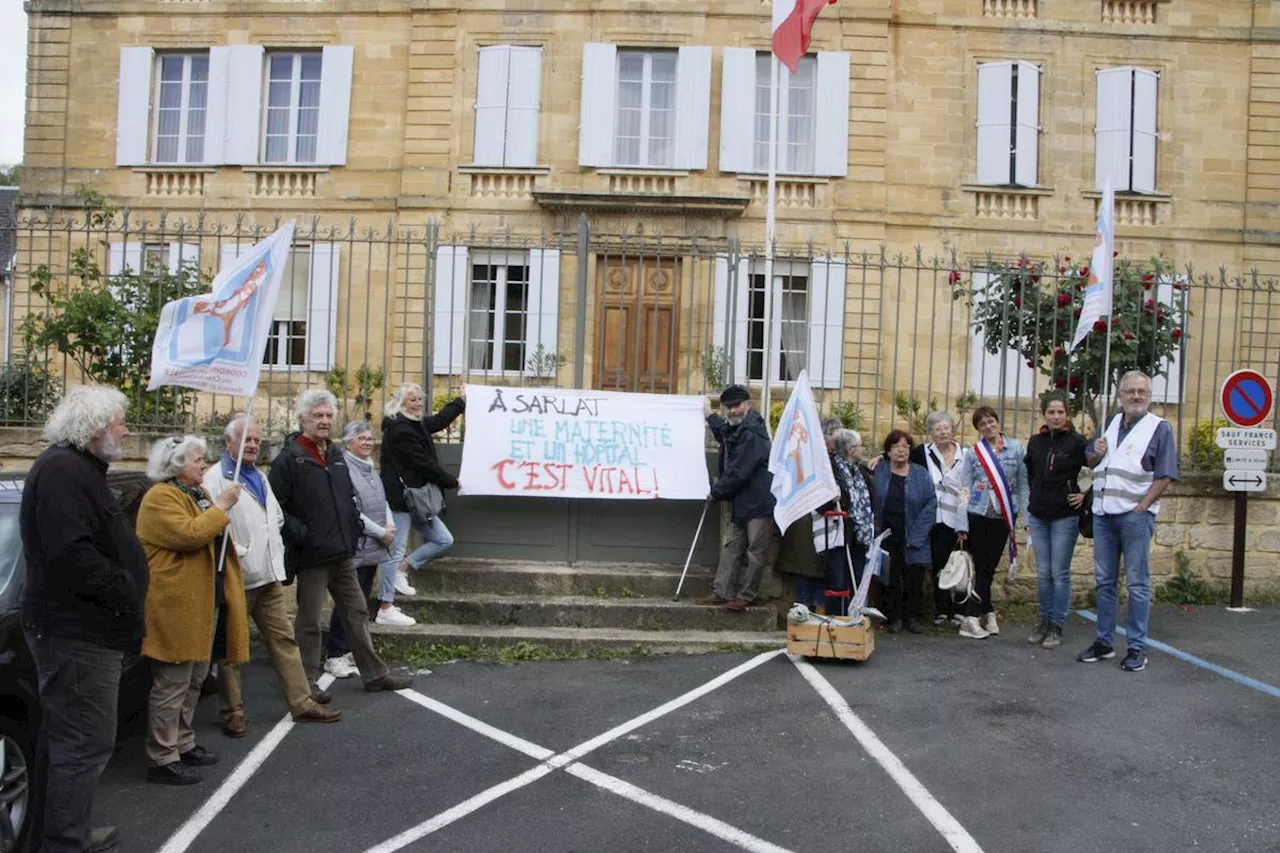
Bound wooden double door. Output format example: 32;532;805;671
595;255;680;394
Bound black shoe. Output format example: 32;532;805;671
180;745;219;767
311;686;333;705
88;826;118;853
1120;648;1148;672
365;672;413;692
887;620;903;634
1076;641;1116;663
906;618;925;635
147;762;202;786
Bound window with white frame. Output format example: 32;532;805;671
753;54;816;174
260;246;310;367
467;255;530;372
747;265;809;384
615;51;678;168
263;52;323;164
152;53;210;165
975;61;1041;187
473;45;543;168
1095;66;1159;193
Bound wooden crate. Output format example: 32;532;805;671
786;618;876;661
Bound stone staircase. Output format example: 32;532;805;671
368;558;785;656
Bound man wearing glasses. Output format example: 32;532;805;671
1078;371;1178;672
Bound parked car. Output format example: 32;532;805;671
0;472;155;853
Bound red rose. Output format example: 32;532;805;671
1057;293;1072;307
1053;346;1066;357
1073;308;1083;318
1093;319;1107;332
1142;273;1154;282
1144;299;1156;309
1172;329;1183;340
1013;297;1023;308
1113;250;1120;258
1032;274;1042;284
1122;330;1135;340
1069;376;1082;389
1064;256;1071;263
1080;266;1090;277
1059;266;1068;273
1054;378;1067;388
948;270;962;286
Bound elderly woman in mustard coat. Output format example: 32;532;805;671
137;435;247;786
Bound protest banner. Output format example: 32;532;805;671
457;385;710;500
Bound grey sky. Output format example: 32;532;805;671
1;4;28;166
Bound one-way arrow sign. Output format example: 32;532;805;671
1224;470;1267;492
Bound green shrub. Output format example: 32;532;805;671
0;355;62;426
1188;418;1227;471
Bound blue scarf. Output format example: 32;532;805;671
221;453;267;508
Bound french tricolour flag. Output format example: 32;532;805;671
772;0;837;74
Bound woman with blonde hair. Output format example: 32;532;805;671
379;383;466;597
137;435;248;786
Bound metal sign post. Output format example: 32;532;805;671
1217;371;1277;609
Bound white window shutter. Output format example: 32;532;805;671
526;249;561;376
1151;276;1184;403
474;46;511;167
968;272;1036;400
506;47;543;168
317;45;354;166
432;246;469;375
107;243;142;304
976;62;1013;186
719;48;757;174
807;258;846;389
1131;69;1159;194
306;244;340;372
674;46;711;171
814;52;850;178
579;43;618;168
116;47;154;166
1013;62;1040;187
712;255;731;358
166;243;201;276
203;48;231;166
733;258;750;384
225;46;264;165
1095;67;1134;191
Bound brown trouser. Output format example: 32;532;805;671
146;659;210;767
295;557;389;687
219;581;317;719
713;517;777;603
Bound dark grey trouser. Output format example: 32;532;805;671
295;557;389;687
24;631;122;853
713;517;776;603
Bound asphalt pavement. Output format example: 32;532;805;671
89;606;1280;853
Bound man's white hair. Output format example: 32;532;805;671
43;385;128;450
296;388;337;421
223;414;259;444
146;435;208;482
385;383;424;418
1118;370;1152;388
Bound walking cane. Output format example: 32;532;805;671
673;501;711;601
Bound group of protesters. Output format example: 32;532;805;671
699;372;1176;668
19;380;464;852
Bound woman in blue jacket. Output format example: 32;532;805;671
872;430;937;634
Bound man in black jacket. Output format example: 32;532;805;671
696;385;777;612
268;389;411;699
20;385;143;853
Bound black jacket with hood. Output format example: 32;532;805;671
707;409;776;524
380;398;466;513
1025;425;1089;521
268;432;363;573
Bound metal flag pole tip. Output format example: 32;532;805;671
674;502;710;601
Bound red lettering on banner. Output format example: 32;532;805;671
583;465;599;493
491;460;518;490
618;468;633;495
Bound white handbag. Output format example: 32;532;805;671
938;543;979;604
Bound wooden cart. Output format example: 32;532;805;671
786;617;875;661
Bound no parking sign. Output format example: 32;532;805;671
1219;370;1274;429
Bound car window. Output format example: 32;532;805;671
0;505;22;606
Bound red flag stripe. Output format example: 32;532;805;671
772;0;837;74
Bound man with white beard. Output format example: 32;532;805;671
20;386;148;853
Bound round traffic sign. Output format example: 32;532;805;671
1220;369;1274;428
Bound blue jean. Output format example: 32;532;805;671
382;511;454;601
1027;513;1080;626
1092;510;1155;651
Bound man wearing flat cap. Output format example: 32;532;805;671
698;385;777;612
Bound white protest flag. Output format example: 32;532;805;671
1069;178;1115;352
147;222;296;396
767;370;838;534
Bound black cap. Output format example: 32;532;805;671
719;385;750;405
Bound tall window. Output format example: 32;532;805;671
263;247;310;368
614;51;677;168
468;257;530;372
263;52;323;164
1095;67;1159;193
753;54;816;174
152;53;209;164
975;61;1041;187
747;268;809;383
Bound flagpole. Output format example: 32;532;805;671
761;55;781;431
216;396;255;575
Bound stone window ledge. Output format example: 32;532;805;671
595;168;691;178
961;184;1054;196
1082;190;1171;226
459;166;549;199
458;165;551;175
961;184;1054;220
733;173;831;185
245;167;328;199
133;167;215;198
241;166;331;174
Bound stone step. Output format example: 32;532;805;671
395;593;778;633
370;622;785;658
408;558;715;599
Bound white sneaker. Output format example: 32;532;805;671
394;571;416;597
324;653;358;679
375;605;417;627
981;612;1000;635
958;617;990;640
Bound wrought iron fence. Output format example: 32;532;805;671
2;205;1278;471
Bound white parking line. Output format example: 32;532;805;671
791;657;987;853
157;673;337;853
